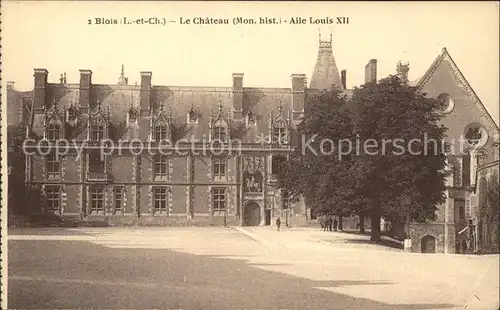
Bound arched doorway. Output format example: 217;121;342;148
421;235;436;253
243;202;261;226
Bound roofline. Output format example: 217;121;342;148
417;47;499;131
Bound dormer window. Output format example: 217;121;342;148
46;123;62;141
273;121;287;144
214;125;226;141
129;108;137;121
67;106;78;121
247;111;256;125
152;106;171;142
91;123;105;141
155;125;168;142
188;108;198;123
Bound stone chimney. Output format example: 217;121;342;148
364;59;377;84
34;69;48;112
79;70;92;113
291;74;306;121
397;61;410;84
232;73;244;119
341;70;347;90
140;71;152;113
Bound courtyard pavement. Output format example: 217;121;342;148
7;226;500;309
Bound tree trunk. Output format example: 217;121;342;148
359;212;365;233
370;209;381;241
339;216;343;231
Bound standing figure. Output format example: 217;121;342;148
319;216;325;230
328;215;333;231
333;218;338;231
461;240;468;254
276;217;281;231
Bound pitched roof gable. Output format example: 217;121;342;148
417;47;499;131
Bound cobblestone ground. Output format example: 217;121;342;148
7;227;500;309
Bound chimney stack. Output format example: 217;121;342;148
34;69;48;112
140;71;152;113
364;59;377;84
79;70;92;113
232;73;244;118
341;70;347;90
291;74;306;121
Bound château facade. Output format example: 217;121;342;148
7;36;499;254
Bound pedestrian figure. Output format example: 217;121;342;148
333;218;338;231
323;216;329;231
455;241;461;254
319;216;325;230
461;240;467;254
276;217;281;231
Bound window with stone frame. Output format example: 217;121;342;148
214;125;227;142
271;155;287;175
273;124;287;144
282;189;290;210
154;187;168;215
212;188;226;212
90;186;105;214
213;157;227;177
154;155;169;180
154;124;169;142
46;123;62;141
46;152;61;178
114;187;124;214
90;116;106;141
88;151;105;173
46;186;61;213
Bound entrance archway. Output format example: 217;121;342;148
243;202;261;226
421;235;436;253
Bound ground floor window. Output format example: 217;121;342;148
90;187;105;214
154;188;168;215
45;186;61;213
212;188;226;213
114;187;124;214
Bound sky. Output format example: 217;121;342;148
2;1;499;124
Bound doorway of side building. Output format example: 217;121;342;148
421;235;436;253
243;202;261;226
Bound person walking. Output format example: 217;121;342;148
333;218;338;231
276;217;281;231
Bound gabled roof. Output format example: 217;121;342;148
416;47;499;131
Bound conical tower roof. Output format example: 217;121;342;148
309;33;343;90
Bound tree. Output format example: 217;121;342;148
278;76;448;242
347;75;448;240
277;87;360;223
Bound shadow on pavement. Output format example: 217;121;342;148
9;240;455;309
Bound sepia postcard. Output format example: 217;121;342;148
1;1;499;309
